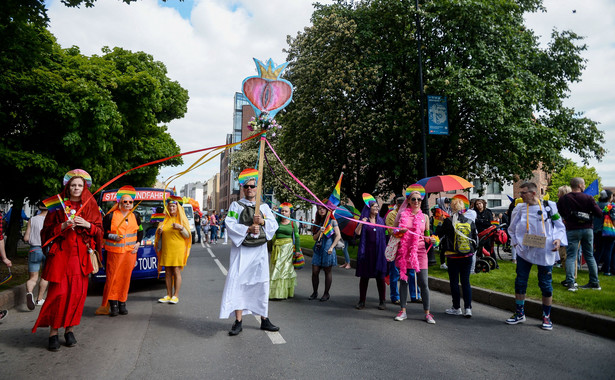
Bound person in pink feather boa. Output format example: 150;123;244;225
393;190;437;324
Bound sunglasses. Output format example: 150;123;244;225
122;200;133;204
410;197;422;202
243;184;257;189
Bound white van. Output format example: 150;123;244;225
183;204;196;243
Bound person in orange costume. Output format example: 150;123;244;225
96;186;143;317
33;169;103;352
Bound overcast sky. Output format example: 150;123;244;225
46;0;614;188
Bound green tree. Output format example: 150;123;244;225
279;0;604;208
0;1;188;255
547;159;600;201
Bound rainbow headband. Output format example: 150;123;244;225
116;186;136;202
406;184;425;199
63;169;92;188
362;193;377;207
238;168;258;186
452;194;470;211
166;195;183;205
278;202;293;212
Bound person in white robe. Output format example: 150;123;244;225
219;171;280;336
505;182;567;331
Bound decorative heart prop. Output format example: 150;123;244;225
242;58;294;120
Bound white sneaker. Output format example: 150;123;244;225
440;264;448;270
464;308;472;318
445;307;462;315
26;292;35;311
36;299;45;306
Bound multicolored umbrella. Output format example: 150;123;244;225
334;205;360;240
416;175;473;193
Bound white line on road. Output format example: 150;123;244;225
211;246;286;344
213;259;228;276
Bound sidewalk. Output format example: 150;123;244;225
303;248;615;340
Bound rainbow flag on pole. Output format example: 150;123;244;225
42;194;64;213
327;173;343;208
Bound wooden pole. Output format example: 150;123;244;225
254;135;266;213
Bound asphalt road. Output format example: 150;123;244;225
1;242;614;379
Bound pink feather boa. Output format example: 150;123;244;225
395;208;425;281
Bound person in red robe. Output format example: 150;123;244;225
33;169;103;352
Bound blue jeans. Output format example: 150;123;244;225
447;256;472;309
515;255;553;297
210;225;218;241
342;240;350;264
389;262;400;301
28;246;46;272
598;237;615;274
565;228;600;285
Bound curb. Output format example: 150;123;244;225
302;248;615;340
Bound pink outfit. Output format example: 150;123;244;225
395;208;430;280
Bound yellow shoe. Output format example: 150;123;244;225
158;296;171;303
169;296;179;304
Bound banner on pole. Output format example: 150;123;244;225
427;95;449;135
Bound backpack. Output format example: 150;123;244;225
454;222;473;254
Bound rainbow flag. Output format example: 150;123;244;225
42;195;64;212
491;220;500;226
327;173;343;208
323;222;334;238
150;213;165;223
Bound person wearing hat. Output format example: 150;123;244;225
24;201;50;310
220;169;280;336
96;186;143;316
155;195;191;304
33;169;103;351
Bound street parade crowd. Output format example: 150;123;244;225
1;169;611;351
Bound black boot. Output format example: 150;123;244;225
118;302;128;315
48;335;60;352
109;300;119;317
64;331;77;347
260;317;280;332
229;320;242;336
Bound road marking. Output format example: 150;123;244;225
214;259;228;276
211;247;286;344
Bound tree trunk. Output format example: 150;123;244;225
5;196;26;258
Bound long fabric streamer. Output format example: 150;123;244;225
43;131;265;247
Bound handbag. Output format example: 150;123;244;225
385;235;401;262
87;243;101;274
293;251;305;269
291;221;304;269
336;240;345;250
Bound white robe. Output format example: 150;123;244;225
219;198;278;319
508;200;568;266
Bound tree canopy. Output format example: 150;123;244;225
0;0;188;254
276;0;604;207
547;159;601;201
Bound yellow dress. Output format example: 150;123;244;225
159;217;189;267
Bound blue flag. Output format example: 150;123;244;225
584;179;599;197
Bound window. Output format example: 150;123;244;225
486;181;500;194
488;199;502;208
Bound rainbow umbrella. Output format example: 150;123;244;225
416;175;473;193
334;205;360;240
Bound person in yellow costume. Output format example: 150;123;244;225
96;186;143;316
155;195;191;304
